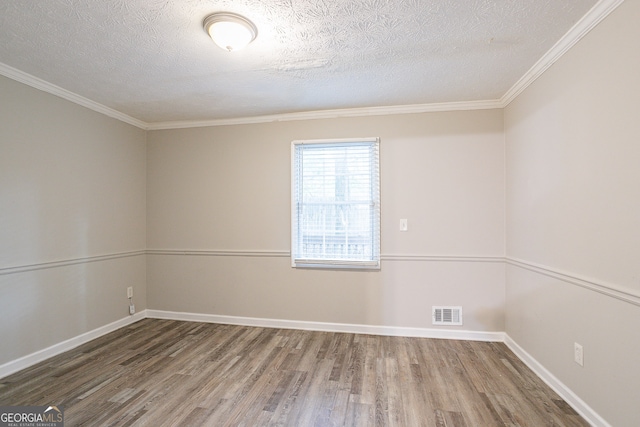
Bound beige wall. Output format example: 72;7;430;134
147;111;506;331
0;75;147;366
4;2;636;423
504;1;640;425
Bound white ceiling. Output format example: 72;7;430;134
0;0;601;126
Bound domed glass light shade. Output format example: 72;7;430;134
203;12;257;52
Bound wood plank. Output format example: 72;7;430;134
0;320;589;426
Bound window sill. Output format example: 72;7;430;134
292;259;380;270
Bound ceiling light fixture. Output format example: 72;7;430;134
203;12;257;52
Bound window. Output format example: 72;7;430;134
291;137;380;269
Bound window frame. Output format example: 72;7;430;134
290;137;380;270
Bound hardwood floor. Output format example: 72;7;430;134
0;319;588;426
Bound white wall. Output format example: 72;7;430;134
147;111;506;332
0;75;147;367
504;1;640;425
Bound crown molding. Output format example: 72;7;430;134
500;0;624;107
0;0;623;130
146;99;502;130
0;62;148;130
140;0;625;130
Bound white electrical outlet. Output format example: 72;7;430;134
127;287;133;298
400;219;408;231
574;342;584;366
129;304;135;315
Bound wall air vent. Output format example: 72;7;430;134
432;306;463;325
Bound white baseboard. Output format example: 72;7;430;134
0;309;609;426
0;310;147;379
146;309;504;342
503;334;610;427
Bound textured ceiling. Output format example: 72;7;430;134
0;0;598;124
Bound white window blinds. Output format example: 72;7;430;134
291;138;380;269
